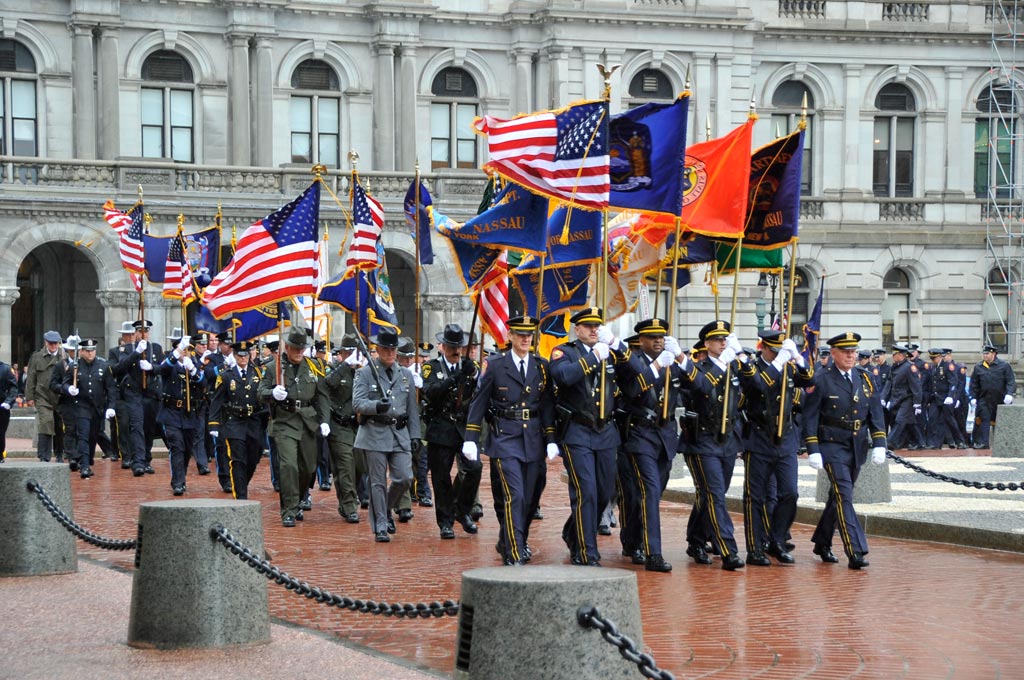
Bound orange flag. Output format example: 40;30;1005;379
681;118;754;238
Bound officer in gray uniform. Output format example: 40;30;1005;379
317;334;363;523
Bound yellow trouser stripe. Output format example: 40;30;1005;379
562;445;588;563
495;459;520;562
628;455;650;555
226;439;239;498
826;463;854;556
743;452;756;551
693;455;730;558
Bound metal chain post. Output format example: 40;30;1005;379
885;451;1023;491
25;480;137;551
577;605;676;680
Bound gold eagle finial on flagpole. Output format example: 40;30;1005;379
596;63;621;100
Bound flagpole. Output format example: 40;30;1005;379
140;211;151;390
662;216;683;420
596;63;619;422
414;160;423;358
348;149;362;337
533;252;547;349
276;307;284;385
776;242;800;441
174;214;192;410
720;235;743;438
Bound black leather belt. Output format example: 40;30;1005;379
367;414;408;429
570;412;607;430
497;408;536;420
278;399;309;412
821;416;862;431
162;396;186;410
227;404;257;418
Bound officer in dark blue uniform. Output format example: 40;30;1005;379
740;330;814;566
133;319;162;474
60;338;116;478
881;343;923;449
208;340;264;499
969;343;1016;449
676;320;751;571
613;318;683;573
925;348;963;449
158;330;205;495
802;332;887;569
946;349;971;447
109;321;157;476
204;331;234;493
550;307;628;566
465;316;556;565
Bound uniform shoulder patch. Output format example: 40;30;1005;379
480;357;489;377
551;348;564;360
910;365;918;373
421;363;432;379
215;374;223;388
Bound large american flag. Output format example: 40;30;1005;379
345;182;384;270
202;182;320;319
119;205;146;274
474;100;610;209
477;251;509;347
162;236;195;303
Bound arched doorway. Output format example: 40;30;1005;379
386;249;416;332
12;243;103;365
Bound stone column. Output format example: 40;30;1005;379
228;34;252;166
97;289;140;348
713;53;734;131
842;63;865;195
582;48;602;101
97;26;120;160
535;51;551;110
373;42;396;171
944;66;967;196
693;52;714;144
396;45;418;170
604;49;624;113
512;48;533;114
547;46;570;110
71;23;97;159
252;36;274;167
0;288;20;363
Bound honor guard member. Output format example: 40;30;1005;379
390;337;424;521
26;330;65;461
109;321;156;476
969;343;1016;449
802;332;887;569
50;335;81;465
260;339;282;492
311;339;333;494
352;328;421;542
674;320;751;571
206;331;235;493
739;330;815;566
60;339;116;478
881;344;924;450
550;307;628;567
946;349;972;447
421;323;482;539
817;347;831;368
413;342;435;507
157;330;205;496
259;327;330;527
316;335;363;523
464;315;557;566
131;319;161;474
925;348;962;449
207;340;264;499
187;332;213;475
0;343;19;461
612;318;684;573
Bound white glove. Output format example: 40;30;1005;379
462;440;479;461
774;346;791;364
597;325;615;345
135;339;148;353
970;398;977;407
201;350;213;361
883;401;891;410
0;402;9;411
320;422;331;437
781;338;799;356
771;355;788;373
871;447;887;465
272;384;288;401
943;396;954;406
725;333;743;354
655;349;676;369
105;408;116;420
413;373;423;389
68;385;79;396
182;356;196;374
344;352;361;367
225;353;237;369
209;430;219;439
792;350;806;368
546;442;560;460
663;336;681;357
1005;395;1014;405
172;347;182;360
955;400;960;409
913;405;921;416
807;453;823;470
177;335;191;351
592;342;610;361
718;347;736;365
138;359;153;371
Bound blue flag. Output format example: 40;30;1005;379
510;254;591;320
432;206;503;292
194;302;289;342
802;277;824;362
319;268;397;335
545;205;603;266
744;129;804;249
145;226;221;286
609;95;690;216
435;182;549;254
404;180;435;265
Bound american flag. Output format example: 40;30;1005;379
202;182;320;319
346;182;384;270
474;100;610;209
118;205;146;274
103;201;133;235
163;236;195;303
477;251;509;347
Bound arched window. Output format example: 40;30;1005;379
430;67;478;170
974;83;1019;199
873;83;916;197
985;267;1012;353
141;50;194;162
882;267;913;346
627;68;674;108
771;81;814;195
0;39;37;156
290;59;341;167
788;266;812;340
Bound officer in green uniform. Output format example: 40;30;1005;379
316;334;363;523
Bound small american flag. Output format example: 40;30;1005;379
163;236;195;303
119;205;146;274
477;251;509;347
474;100;610;209
202;182;320;319
103;201;133;235
346;182;384;270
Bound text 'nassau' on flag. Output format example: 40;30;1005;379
162;236;195;303
201;181;320;319
346;181;384;270
474;99;610;209
119;204;146;274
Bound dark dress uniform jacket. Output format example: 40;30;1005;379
970;358;1016;403
208;364;264;438
61;358;115;415
465;351;555;462
549;340;626;450
110;343;151;396
881;359;922;409
741;356;815;454
156;358;204;427
678;355;752;456
802;364;886;468
421;357;476;447
614;348;680;458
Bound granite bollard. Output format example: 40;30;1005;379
128;499;270;649
992;403;1024;457
815;457;892;504
456;566;642;680
0;461;77;576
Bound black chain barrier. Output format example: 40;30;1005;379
25;479;137;551
210;524;460;619
886;450;1023;491
577;605;675;680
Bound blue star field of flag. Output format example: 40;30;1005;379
556;102;608;161
264;182;320;247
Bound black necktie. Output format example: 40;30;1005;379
519;359;527;382
386;366;394;381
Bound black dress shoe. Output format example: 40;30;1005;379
766;542;796;564
221;484;233;494
746;552;771;567
299;496;313;511
848;553;870;570
296;510;304;521
69;461;79;472
375;531;390;543
503;557;523;566
172;485;185;496
386;516;396;534
121;462;132;470
532;507;543;520
80;467;93;479
523;544;533;562
398;508;414;522
597;524;612;536
360;499;369;509
342;511;360;524
418;497;433;507
623;548;646;565
198;466;210;475
273;484;281;492
458;515;478;534
319;483;331;491
440;526;456;539
784;541;796;552
813;544;839;563
132;467;145;477
144;465;155;474
645;554;672;572
470;508;484;521
686;544;713;565
722;554;745;571
956;442;968;450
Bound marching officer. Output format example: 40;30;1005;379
109;321;156;476
158;330;205;495
316;334;363;523
464;316;557;566
208;340;265;499
947;348;972;447
802;332;887;569
131;319;162;475
739;330;814;566
258;327;329;527
421;323;481;539
50;335;80;465
206;331;235;493
969;343;1016;449
0;343;19;461
60;338;116;479
549;307;628;567
881;344;923;449
925;348;964;449
25;330;65;462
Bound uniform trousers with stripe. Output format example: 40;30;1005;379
163;423;200;489
742;450;798;552
619;448;672;557
561;442;617;564
225;419;263;500
811;461;868;557
684;452;738;557
489;456;544;563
